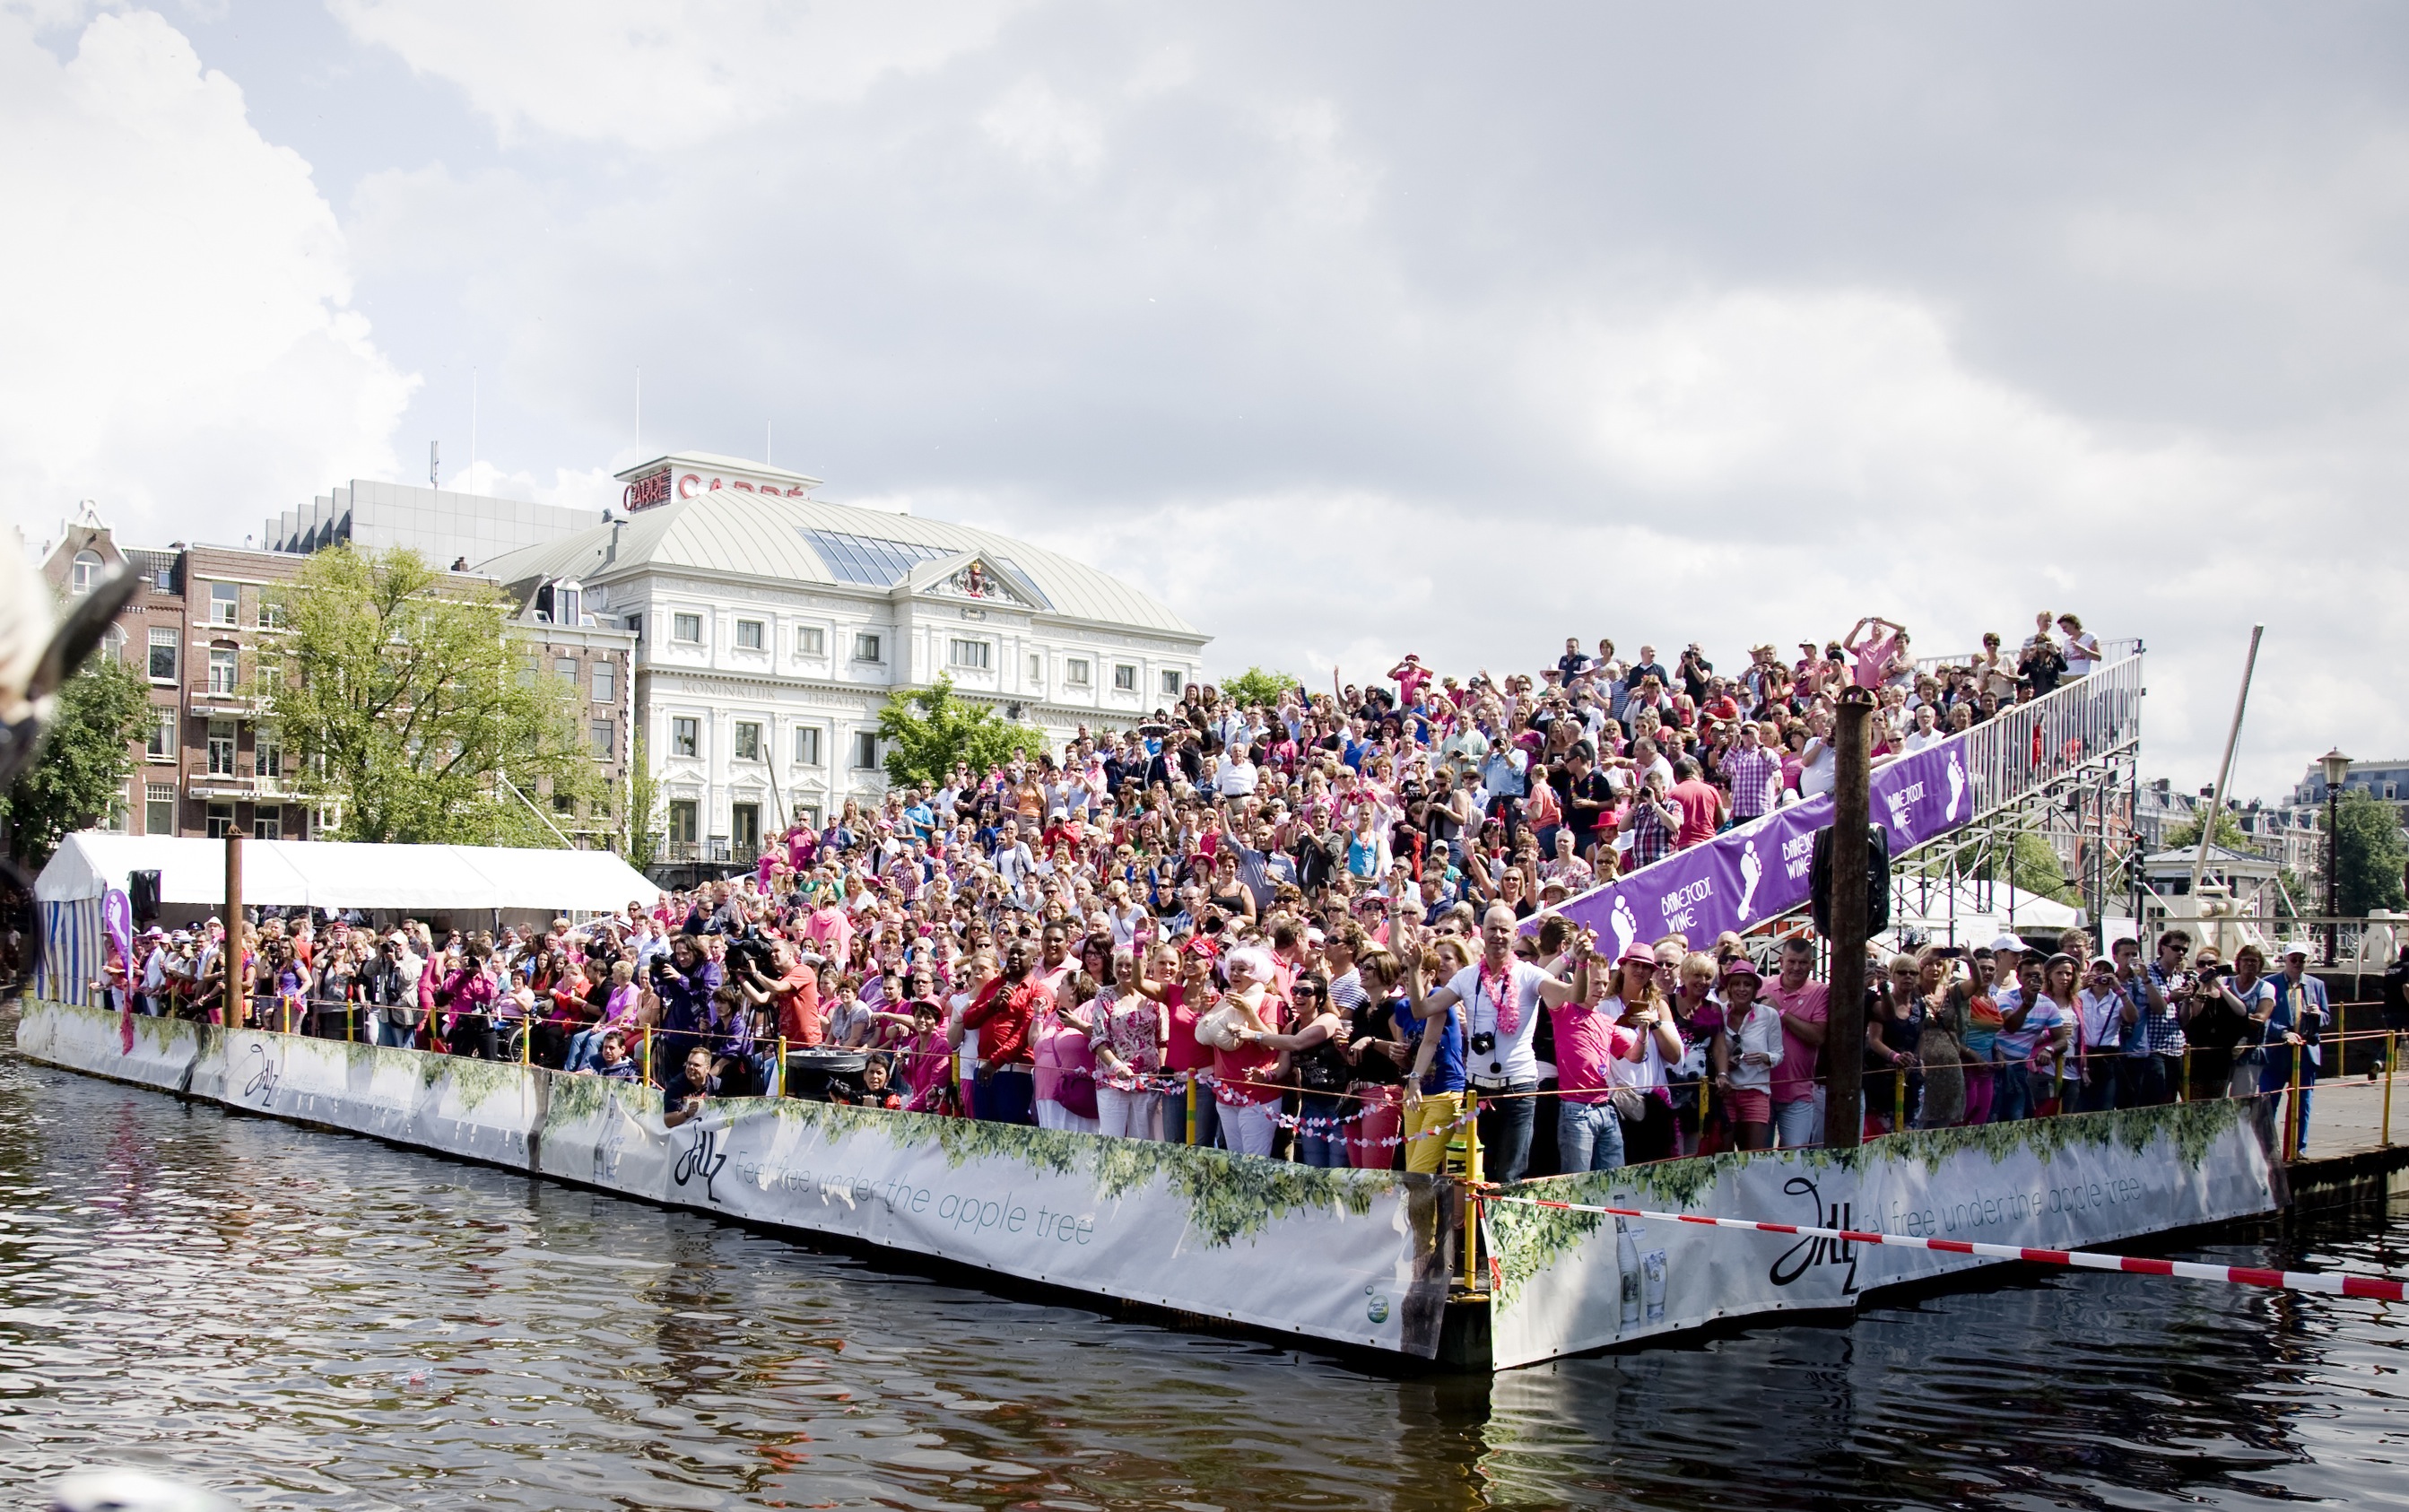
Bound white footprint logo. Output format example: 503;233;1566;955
1736;841;1762;921
1946;751;1967;821
1610;895;1640;959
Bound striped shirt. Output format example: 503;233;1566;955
1722;745;1783;820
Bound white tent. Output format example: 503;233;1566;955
1881;879;2085;948
35;832;659;913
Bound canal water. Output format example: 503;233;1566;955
3;1054;2405;1511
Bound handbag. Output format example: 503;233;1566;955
1611;1086;1648;1122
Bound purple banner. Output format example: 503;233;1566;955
1552;739;1975;953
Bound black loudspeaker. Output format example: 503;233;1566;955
1809;824;1891;939
130;869;162;925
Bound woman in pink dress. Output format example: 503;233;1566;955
1032;973;1101;1134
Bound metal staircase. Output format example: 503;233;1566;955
1872;647;2146;939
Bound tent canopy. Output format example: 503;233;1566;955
35;832;659;914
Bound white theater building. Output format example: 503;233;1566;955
481;453;1209;862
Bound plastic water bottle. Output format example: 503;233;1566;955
1617;1216;1642;1330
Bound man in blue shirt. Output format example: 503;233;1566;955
2266;947;2329;1151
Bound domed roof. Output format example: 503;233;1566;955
476;490;1202;639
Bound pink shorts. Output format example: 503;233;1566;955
1722;1088;1772;1126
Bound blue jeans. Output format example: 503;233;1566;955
563;1027;606;1073
1297;1094;1350;1167
1474;1083;1537;1184
376;1017;419;1050
1557;1099;1626;1172
1774;1091;1824;1149
978;1066;1036;1125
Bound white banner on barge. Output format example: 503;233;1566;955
15;1000;1451;1356
1485;1099;2277;1367
14;1001;2278;1367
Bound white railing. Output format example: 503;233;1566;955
1940;653;2144;828
1913;637;2143;678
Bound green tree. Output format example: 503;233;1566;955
2162;808;2251;853
2333;788;2408;916
1217;666;1295;709
0;657;149;866
263;545;604;845
876;675;1048;789
624;731;664;872
1975;830;2078;904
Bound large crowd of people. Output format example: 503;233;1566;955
100;608;2326;1175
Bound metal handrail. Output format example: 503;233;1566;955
1913;636;2143;677
1943;655;2144;829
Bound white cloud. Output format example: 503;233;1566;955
981;77;1105;181
0;7;413;549
329;0;1031;152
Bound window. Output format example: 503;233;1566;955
625;614;642;644
206;720;236;776
259;600;283;630
99;626;124;665
257;664;280;701
668;800;699;844
555;656;578;684
591;720;616;759
1066;658;1091;687
1162;670;1183;696
1113;664;1137;691
555;586;582;626
2389;782;2400;800
673;613;703;643
794;726;822;767
148;628;178;682
853;731;880;769
209;582;239;627
732;803;760;851
734;721;762;760
950;638;991;670
591;660;615;703
517;657;539;686
671;717;700;758
1029;653;1044;683
255;730;282;780
208;648;239;695
253;813;280;841
71;551;102;595
735;619;765;650
145;783;175;836
797;626;825;656
102;788;128;833
552;793;575;814
854;632;883;663
205;803;234;839
145;709;176;760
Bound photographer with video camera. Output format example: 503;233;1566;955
648;934;721;1087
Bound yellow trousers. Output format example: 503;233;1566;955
1404;1091;1465;1175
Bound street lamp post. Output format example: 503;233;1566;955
2321;747;2352;966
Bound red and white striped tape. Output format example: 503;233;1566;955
1483;1194;2408;1301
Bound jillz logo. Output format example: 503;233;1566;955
672;1123;727;1202
1769;1177;1859;1295
240;1042;279;1104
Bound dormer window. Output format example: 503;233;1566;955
556;582;582;627
71;551;101;595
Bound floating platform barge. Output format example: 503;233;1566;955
14;1000;2285;1369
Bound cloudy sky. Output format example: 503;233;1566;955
4;1;2401;800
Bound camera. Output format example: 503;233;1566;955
1469;1030;1497;1056
725;934;776;978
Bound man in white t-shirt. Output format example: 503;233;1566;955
1405;903;1587;1183
1215;743;1259;800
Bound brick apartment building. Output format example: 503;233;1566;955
37;505;632;846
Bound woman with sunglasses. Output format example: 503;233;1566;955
1245;970;1352;1167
